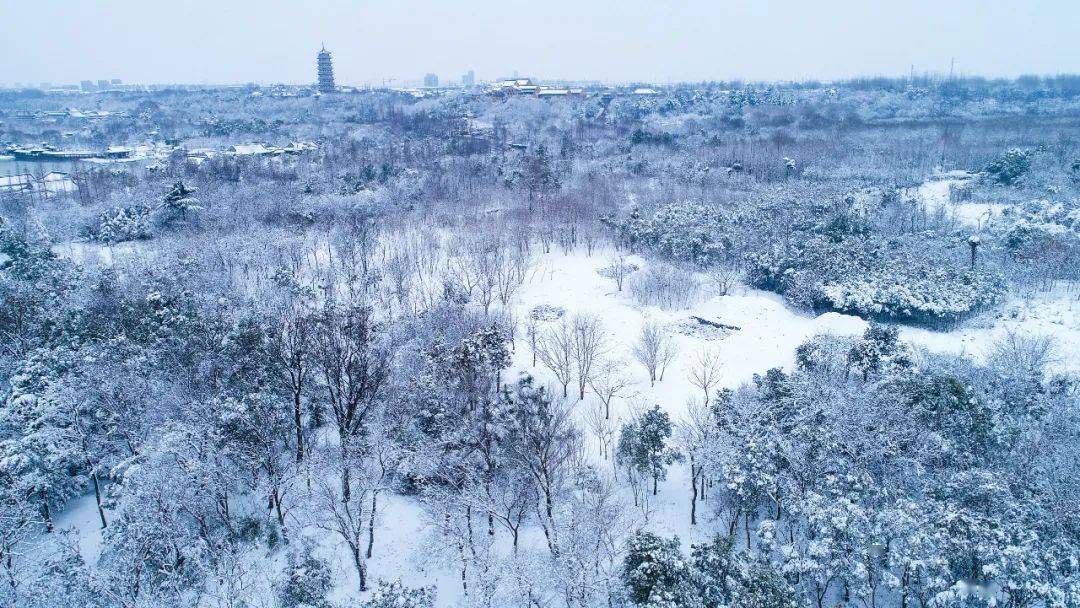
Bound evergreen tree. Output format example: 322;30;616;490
622;531;697;607
617;405;680;495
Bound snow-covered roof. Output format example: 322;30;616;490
229;143;275;156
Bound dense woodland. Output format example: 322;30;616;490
1;75;1079;608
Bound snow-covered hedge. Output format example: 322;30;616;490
747;234;1007;324
606;201;735;266
607;201;1007;324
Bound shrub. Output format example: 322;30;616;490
984;148;1031;185
628;262;701;309
83;205;153;244
277;551;333;608
354;581;435;608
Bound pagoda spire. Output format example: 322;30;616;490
317;45;336;93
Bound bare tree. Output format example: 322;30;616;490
581;225;600;257
495;246;531;308
475;465;534;552
571;314;608;400
268;303;313;463
584;405;617;460
587;359;634;419
504;377;580;556
526;316;540;367
363;416;400;559
628;262;701;309
556;470;627;608
987;330;1057;377
687;347;723;403
604;254;635;292
632;320;677;386
472;245;501;315
314;460;373;592
447;242;482;301
706;263;743;297
313;303;392;502
455;234;534;315
677;398;716;526
379;250;414;319
538;221;555;254
537;319;575;398
658;336;679;382
498;308;519;353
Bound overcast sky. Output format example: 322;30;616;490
3;0;1078;86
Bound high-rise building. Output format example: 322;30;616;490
461;70;475;87
423;73;439;88
317;45;336;93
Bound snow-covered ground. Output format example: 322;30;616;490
52;241;1080;604
917;170;1011;230
38;174;1079;605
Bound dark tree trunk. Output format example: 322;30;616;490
366;490;378;558
900;568;910;608
352;545;367;592
690;464;698;525
293;388;305;462
545;489;557;553
88;462;107;529
39;489;53;532
340;436;351;502
271;486;287;542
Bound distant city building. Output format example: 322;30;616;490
111;79;122;85
423;73;439;88
492;78;538;94
462;70;476;87
317;45;336;93
97;79;109;88
488;78;583;98
80;80;95;91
